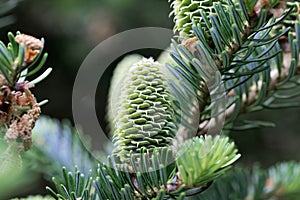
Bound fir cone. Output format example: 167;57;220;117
110;58;178;162
169;0;232;39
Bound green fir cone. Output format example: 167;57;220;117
107;54;143;134
109;57;178;161
169;0;233;39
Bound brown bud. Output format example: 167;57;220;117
15;34;43;64
182;37;199;54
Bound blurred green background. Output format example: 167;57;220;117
1;0;299;198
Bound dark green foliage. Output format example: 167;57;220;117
42;117;241;199
46;167;96;200
47;148;178;200
167;0;300;133
47;161;300;200
190;161;300;200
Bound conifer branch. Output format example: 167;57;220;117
167;0;300;134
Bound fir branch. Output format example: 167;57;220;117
46;167;96;200
0;32;51;151
192;161;300;200
166;0;300;134
206;18;300;133
41;124;240;199
46;160;300;199
46;152;176;199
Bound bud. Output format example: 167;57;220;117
15;34;43;64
